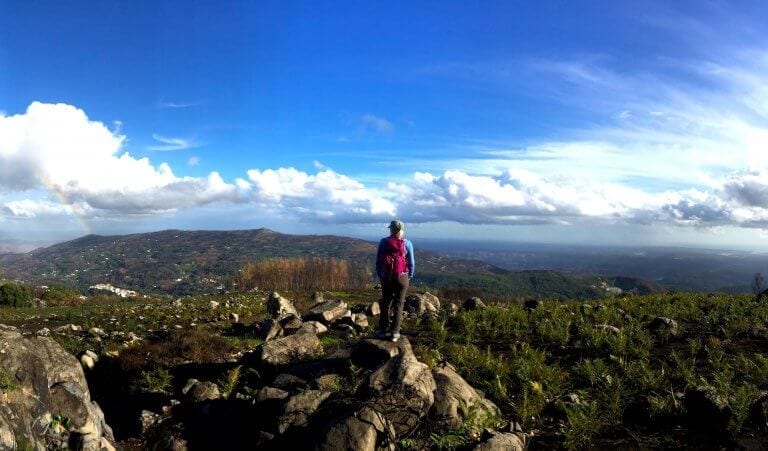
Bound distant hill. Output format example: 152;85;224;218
0;228;660;299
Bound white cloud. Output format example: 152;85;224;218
0;102;238;217
2;199;70;218
148;133;198;151
246;167;396;222
360;114;394;134
188;156;201;166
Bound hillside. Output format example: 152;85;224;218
0;229;659;298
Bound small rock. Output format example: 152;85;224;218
256;386;289;403
279;314;303;334
463;297;486;311
299;321;328;335
368;301;381;316
306;300;350;325
524;299;543;310
80;354;96;370
595;324;621;335
261;318;284;342
140;410;160;434
229;312;239;323
313;373;343;391
89;327;107;338
36;327;50;337
273;373;307;390
209;301;219;309
649;316;679;337
267;292;299;319
186;381;220;402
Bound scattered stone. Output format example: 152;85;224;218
472;429;525;451
260;332;323;366
405;292;441;315
351;338;412;369
306;300;350;324
318;407;396;451
209;301;219;309
311;291;325;303
463;297;486;311
313;373;343;391
172;299;183;307
267;292;299;319
256;386;289;403
299;321;328;335
524;299;543;310
367;338;437;435
448;302;459;314
140;410;161;434
55;323;83;333
36;327;51;337
261;318;284;342
88;327;107;338
229;312;239;323
431;362;501;432
596;324;621;335
650;316;679;337
279;314;303;334
273;373;308;390
277;390;332;433
367;301;381;316
185;381;220;402
684;386;731;431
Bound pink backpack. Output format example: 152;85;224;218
379;237;408;280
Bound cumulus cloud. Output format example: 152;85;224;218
245;167;396;222
0;102;238;217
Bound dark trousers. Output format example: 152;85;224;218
378;274;409;334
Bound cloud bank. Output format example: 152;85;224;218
2;92;768;231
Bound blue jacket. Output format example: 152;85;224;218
376;238;415;280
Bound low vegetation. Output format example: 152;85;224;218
1;281;767;448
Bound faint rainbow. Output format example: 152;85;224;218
35;171;92;234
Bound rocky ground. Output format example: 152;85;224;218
2;289;768;449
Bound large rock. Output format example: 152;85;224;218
472;430;525;451
260;333;323;366
351;338;414;369
318;407;396;451
404;292;440;315
267;292;299;319
367;338;437;436
277;390;331;433
306;300;350;325
0;324;115;450
431;362;500;432
684;386;731;431
261;318;284;342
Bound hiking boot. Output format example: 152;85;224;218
390;332;401;343
373;329;389;339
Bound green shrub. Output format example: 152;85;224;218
0;282;32;307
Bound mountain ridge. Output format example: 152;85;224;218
0;228;660;298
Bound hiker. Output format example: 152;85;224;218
375;219;415;342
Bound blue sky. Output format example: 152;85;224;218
2;1;768;249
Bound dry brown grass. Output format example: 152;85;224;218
231;257;371;292
119;329;235;371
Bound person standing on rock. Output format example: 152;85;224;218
375;219;415;342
